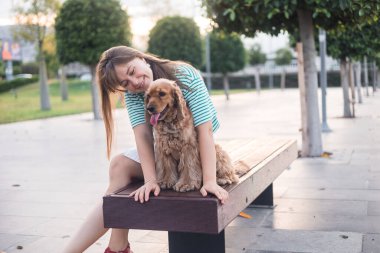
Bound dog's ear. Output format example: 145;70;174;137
172;82;186;121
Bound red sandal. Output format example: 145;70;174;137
104;244;133;253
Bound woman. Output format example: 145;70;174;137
63;46;229;253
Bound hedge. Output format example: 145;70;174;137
205;71;342;90
0;76;38;93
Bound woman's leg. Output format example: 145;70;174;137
63;154;143;253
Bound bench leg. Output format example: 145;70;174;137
168;230;225;253
251;183;274;207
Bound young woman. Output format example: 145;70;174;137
63;46;229;253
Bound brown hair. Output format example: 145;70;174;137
96;45;191;159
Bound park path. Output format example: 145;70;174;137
0;87;379;253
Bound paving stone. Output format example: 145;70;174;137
0;189;101;205
135;230;168;244
368;202;380;216
0;201;93;219
0;233;41;252
18;218;86;237
274;198;367;216
0;216;51;234
282;188;380;202
225;227;362;253
275;177;369;190
362;233;380;253
228;207;273;228
1;88;379;253
260;212;380;233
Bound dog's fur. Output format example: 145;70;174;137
145;78;243;192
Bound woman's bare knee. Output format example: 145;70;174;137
107;154;142;194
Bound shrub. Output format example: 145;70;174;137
0;76;38;93
21;62;40;75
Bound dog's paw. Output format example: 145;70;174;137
217;175;238;185
158;180;176;190
217;178;232;185
173;182;198;192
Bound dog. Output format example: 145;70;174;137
145;78;244;192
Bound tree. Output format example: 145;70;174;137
204;0;380;157
248;44;266;66
42;33;59;78
55;0;131;120
275;48;292;66
43;32;67;100
209;31;245;100
13;0;61;110
327;23;380;117
148;16;203;69
275;47;293;90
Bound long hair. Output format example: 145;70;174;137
96;46;191;159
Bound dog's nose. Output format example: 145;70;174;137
147;106;156;113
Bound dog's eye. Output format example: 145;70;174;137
159;91;166;97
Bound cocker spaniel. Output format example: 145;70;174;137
145;78;244;192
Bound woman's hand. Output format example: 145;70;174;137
200;181;229;204
129;180;160;203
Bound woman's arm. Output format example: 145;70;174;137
129;123;160;203
197;121;229;204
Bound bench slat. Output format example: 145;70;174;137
103;138;297;234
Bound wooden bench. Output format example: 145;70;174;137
103;138;297;253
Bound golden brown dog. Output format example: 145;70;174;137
145;78;242;192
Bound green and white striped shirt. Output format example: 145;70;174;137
124;64;220;133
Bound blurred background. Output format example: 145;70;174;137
0;0;378;129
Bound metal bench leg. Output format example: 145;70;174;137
168;230;225;253
252;183;273;207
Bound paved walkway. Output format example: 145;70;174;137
0;87;379;253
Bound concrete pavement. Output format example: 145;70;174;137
0;87;379;253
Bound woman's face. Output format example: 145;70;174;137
114;57;153;93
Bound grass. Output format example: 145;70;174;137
0;79;96;124
0;79;254;124
210;89;255;96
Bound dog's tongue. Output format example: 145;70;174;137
150;113;160;126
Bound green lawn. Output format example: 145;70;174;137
0;79;254;124
0;79;95;124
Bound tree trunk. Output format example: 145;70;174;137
222;74;230;101
39;54;51;110
280;67;286;91
377;70;380;89
60;65;68;101
296;43;308;156
268;71;273;89
254;67;261;94
363;56;369;96
348;61;356;117
340;59;351;118
354;62;363;104
90;65;101;120
372;62;377;92
297;9;323;157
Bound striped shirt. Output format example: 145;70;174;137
124;64;220;133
